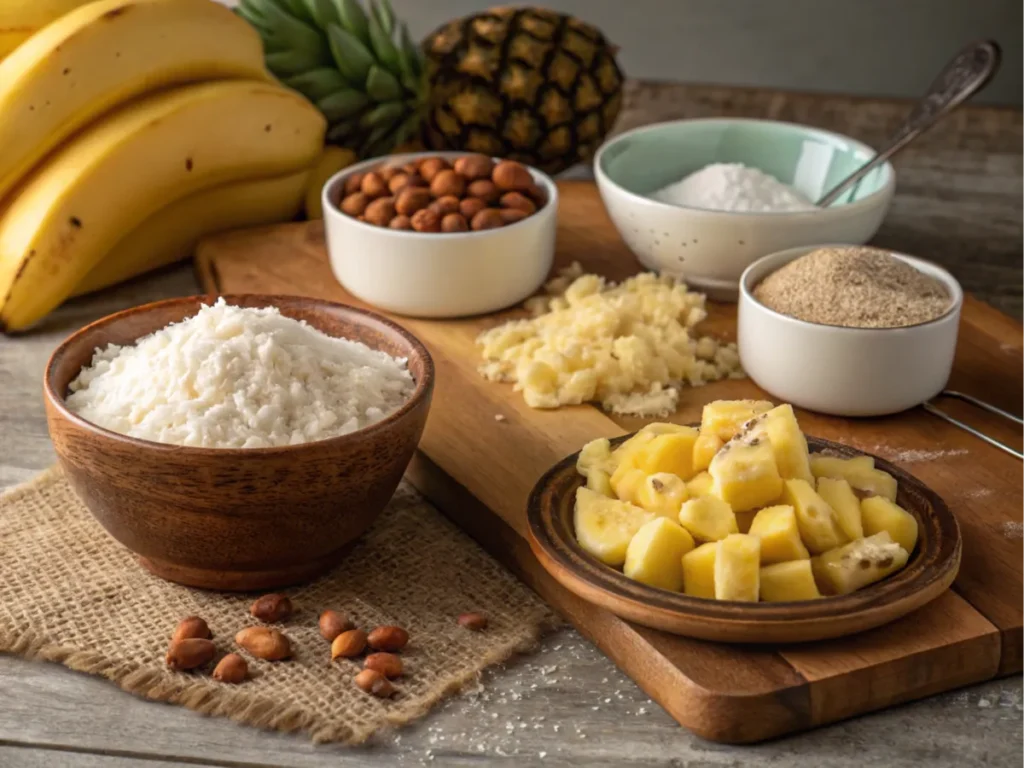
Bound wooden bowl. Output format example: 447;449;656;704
527;435;961;643
44;294;434;591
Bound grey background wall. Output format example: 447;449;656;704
389;0;1022;105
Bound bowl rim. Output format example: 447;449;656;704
43;293;435;456
739;244;965;332
593;116;896;218
526;430;962;641
321;150;560;240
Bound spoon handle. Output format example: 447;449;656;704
817;40;1002;208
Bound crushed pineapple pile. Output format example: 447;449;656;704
573;400;918;601
476;264;743;416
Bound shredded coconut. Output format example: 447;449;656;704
66;299;415;448
651;162;815;213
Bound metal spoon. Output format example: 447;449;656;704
816;39;1002;208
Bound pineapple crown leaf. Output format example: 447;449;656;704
334;0;371;46
366;7;401;72
326;23;374;87
370;0;395;36
302;0;340;29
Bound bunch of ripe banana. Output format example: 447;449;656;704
0;0;350;333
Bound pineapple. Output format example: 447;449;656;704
760;560;821;602
577;437;613;476
810;455;898;502
623;517;694;591
635;473;688;518
709;437;784;512
678;496;738;542
686;471;714;498
610;431;657;474
638;422;693;437
610;467;647;506
633;429;700;480
700;399;773;441
781;479;848;554
714;534;760;602
586;469;614;497
747;505;810;564
737;404;813;483
816;477;864;540
812;532;909;595
573;487;653;566
692;432;724;473
423;7;624;173
861;496;919;552
681;542;717;599
810;454;874;476
237;2;624;168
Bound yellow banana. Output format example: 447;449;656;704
304;146;359;220
0;0;94;61
0;80;326;332
0;0;268;200
74;170;310;296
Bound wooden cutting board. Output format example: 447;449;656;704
195;181;1023;743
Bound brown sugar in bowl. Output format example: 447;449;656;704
43;294;434;591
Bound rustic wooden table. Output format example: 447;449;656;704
1;83;1021;767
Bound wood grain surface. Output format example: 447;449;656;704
194;181;1022;742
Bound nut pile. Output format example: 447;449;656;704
163;593;489;699
335;155;546;232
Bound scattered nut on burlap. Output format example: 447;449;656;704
0;467;558;744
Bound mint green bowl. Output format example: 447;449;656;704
594;118;895;298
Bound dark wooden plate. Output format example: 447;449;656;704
527;434;961;643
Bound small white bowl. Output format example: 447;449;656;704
322;152;557;318
594;118;895;300
738;245;963;417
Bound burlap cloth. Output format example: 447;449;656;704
0;467;557;744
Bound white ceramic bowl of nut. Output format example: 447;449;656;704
738;244;963;417
322;151;558;318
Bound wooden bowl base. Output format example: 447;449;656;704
137;544;354;591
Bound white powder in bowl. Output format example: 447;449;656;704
66;299;416;449
651;162;815;213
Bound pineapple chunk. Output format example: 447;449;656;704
760;560;821;602
611;467;647;506
810;455;897;502
638;422;693;437
586;469;614;497
709;437;784;511
577;437;613;477
861;496;919;552
739;404;813;483
624;517;694;591
682;542;717;599
748;505;810;563
609;431;657;471
812;532;909;595
816;477;864;540
692;433;724;473
735;510;756;534
679;495;738;542
714;534;761;602
810;454;874;477
701;399;774;441
686;471;714;497
635;472;688;518
634;429;700;480
573;487;654;566
781;479;848;554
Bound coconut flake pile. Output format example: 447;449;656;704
66;299;415;448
